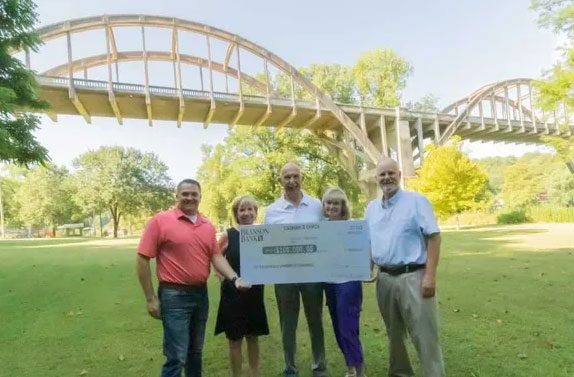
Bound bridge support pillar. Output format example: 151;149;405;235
359;115;415;199
359;180;379;202
388;120;416;183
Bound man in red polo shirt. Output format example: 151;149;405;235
137;178;249;377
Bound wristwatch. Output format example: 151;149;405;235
231;276;239;285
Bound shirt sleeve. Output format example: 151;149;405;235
416;194;440;236
263;205;272;224
364;201;373;221
138;216;160;258
209;225;222;256
218;230;229;255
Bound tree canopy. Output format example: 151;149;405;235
196;48;415;224
408;137;490;218
531;0;574;163
73;147;173;238
353;48;413;107
527;0;574;214
531;0;574;36
250;48;412;108
476;156;518;194
0;0;49;165
197;127;365;225
14;164;79;232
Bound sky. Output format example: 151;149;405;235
27;0;559;182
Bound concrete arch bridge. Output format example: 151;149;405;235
16;15;574;198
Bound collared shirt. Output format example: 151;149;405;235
364;189;439;266
138;208;220;285
263;192;323;225
184;214;197;224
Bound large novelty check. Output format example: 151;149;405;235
239;220;370;284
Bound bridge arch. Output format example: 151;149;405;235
438;78;568;145
30;14;381;163
13;15;574;199
41;51;269;93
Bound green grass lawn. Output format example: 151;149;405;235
1;224;573;377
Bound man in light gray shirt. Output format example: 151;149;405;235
264;162;328;377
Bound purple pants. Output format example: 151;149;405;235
325;281;364;367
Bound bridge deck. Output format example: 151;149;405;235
36;76;571;144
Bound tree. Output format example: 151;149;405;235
542;135;574;163
274;64;357;104
546;164;574;206
501;153;557;208
302;64;357;104
0;0;49;165
408;137;490;221
247;49;412;108
14;164;79;233
73;147;173;238
197;127;366;225
353;48;413;107
531;1;574;163
0;164;29;233
196;143;243;225
210;48;413;217
0;171;22;227
501;161;546;208
492;152;570;208
405;94;440;112
476;156;517;194
531;0;574;37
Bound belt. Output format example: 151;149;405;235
378;263;425;276
159;282;207;292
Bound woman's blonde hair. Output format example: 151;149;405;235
321;187;351;220
231;195;259;224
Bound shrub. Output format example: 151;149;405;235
441;210;496;226
496;209;530;224
527;206;574;223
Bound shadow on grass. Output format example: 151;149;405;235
443;226;573;256
444;227;548;235
0;238;140;251
0;238;94;249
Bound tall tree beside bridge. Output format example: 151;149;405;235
265;50;412;107
353;48;413;107
0;0;49;165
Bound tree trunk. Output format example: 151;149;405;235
99;211;103;238
113;219;118;238
110;205;121;238
456;214;460;231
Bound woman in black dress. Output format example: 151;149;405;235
215;195;269;377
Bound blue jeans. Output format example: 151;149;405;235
159;287;209;377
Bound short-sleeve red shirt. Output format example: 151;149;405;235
138;208;220;285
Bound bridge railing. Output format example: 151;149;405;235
112;82;147;94
37;75;324;107
35;75;574;143
38;75;280;104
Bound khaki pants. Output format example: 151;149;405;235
376;268;445;377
